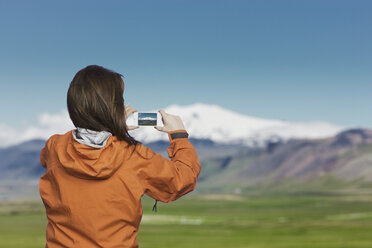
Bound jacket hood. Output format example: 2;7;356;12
55;129;132;180
72;127;112;149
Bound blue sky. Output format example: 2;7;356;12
0;0;371;129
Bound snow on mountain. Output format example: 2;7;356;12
127;102;345;146
0;102;345;148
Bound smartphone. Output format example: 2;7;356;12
131;112;162;126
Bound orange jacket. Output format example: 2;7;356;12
39;129;201;248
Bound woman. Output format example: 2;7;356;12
39;65;201;247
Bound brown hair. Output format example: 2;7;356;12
67;65;141;149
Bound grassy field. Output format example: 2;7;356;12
1;192;372;247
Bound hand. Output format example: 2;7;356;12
124;103;139;130
154;109;186;133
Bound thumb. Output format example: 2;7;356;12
154;126;166;132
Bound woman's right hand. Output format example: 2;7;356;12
154;109;186;133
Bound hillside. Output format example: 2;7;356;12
1;129;372;198
196;129;372;194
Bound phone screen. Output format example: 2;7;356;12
138;113;157;126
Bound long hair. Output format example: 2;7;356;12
67;65;140;149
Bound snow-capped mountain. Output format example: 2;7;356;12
127;102;345;147
0;102;346;149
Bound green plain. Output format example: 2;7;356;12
1;192;372;247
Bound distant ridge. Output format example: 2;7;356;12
2;128;372;197
196;128;372;194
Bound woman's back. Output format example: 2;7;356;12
39;128;200;247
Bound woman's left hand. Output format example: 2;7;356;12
124;103;139;130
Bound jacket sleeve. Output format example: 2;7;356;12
40;145;47;168
135;129;201;203
40;135;56;168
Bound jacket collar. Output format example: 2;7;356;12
72;127;112;149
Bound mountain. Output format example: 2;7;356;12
0;102;344;149
0;102;364;199
127;102;345;147
0;139;47;199
196;129;372;194
0;139;46;180
2;128;372;198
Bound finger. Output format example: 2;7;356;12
125;106;138;115
127;125;139;130
128;108;138;115
125;105;134;111
124;104;134;111
158;109;167;117
154;126;166;132
158;110;168;124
